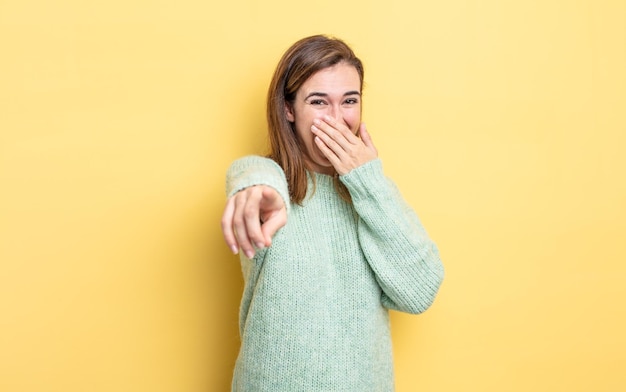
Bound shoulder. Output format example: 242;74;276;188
228;155;284;174
227;156;286;185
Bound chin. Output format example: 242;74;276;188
316;163;336;175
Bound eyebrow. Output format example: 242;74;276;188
304;91;361;100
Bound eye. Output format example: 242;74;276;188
344;98;359;105
309;99;327;106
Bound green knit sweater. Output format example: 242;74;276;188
226;156;444;392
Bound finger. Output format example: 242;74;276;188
258;187;286;245
311;122;350;152
312;118;355;149
242;188;268;251
323;115;360;141
314;135;344;170
233;192;257;259
221;197;239;254
311;125;347;159
312;117;359;161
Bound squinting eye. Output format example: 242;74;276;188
344;98;359;104
309;99;327;105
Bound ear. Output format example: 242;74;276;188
285;102;295;123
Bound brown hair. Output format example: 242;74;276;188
266;35;364;204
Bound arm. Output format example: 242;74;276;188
221;156;289;258
304;117;443;313
341;159;444;314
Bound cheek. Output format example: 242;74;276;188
294;118;316;147
295;112;320;141
344;109;361;133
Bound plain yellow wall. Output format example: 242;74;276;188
1;0;624;391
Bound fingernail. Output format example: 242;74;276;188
230;245;239;254
245;250;255;259
313;118;321;125
255;242;265;249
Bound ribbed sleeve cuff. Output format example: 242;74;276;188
339;159;392;201
226;156;291;213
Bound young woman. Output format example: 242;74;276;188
221;35;444;391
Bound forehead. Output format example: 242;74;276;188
299;63;361;94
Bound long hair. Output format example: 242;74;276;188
266;35;364;204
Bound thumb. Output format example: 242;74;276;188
259;187;287;246
259;186;285;213
261;208;287;246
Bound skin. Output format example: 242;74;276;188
286;62;370;175
221;62;378;258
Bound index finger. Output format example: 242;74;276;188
322;115;359;139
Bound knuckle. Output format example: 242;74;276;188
232;214;244;226
243;206;257;220
234;194;247;208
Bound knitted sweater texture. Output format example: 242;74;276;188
226;156;444;392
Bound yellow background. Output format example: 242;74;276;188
1;0;624;391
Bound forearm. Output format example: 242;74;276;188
341;159;444;313
226;155;291;212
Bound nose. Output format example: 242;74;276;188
327;104;347;125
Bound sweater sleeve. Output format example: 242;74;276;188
340;159;444;314
225;155;291;214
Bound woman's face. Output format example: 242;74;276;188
286;62;361;175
